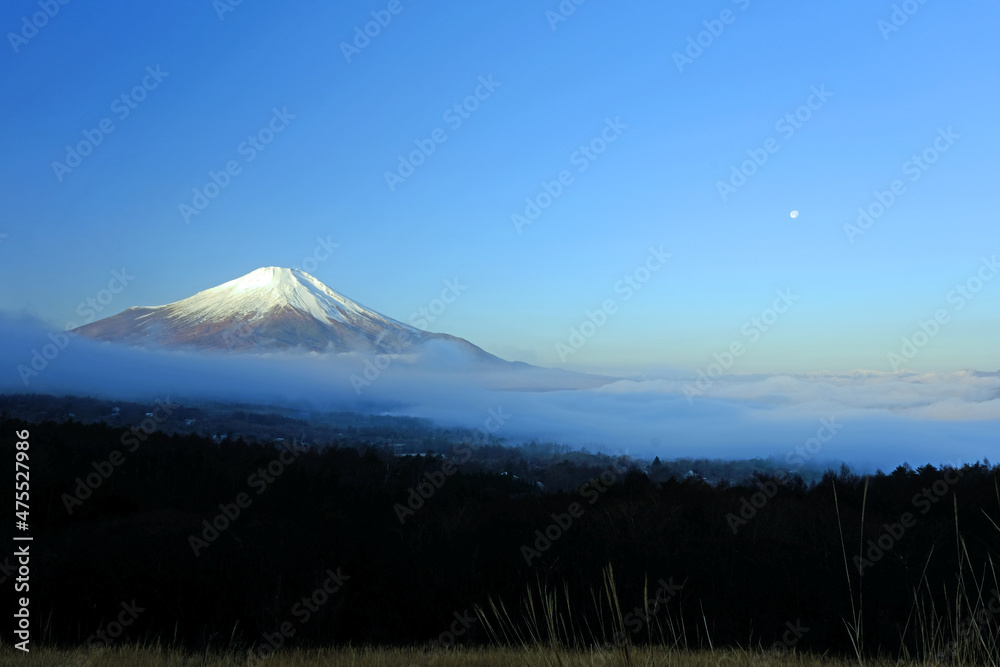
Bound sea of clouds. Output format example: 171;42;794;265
2;315;996;471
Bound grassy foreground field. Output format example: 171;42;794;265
0;645;952;667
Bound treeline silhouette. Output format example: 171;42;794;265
2;412;998;659
0;393;844;487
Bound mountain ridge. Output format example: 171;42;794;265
73;267;483;356
70;266;618;391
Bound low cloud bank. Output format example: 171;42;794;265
1;316;996;471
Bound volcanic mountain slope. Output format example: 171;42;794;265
72;267;492;357
72;267;617;390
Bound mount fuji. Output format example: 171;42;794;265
71;267;500;359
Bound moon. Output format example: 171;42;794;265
790;210;799;219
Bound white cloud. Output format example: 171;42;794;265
0;316;995;471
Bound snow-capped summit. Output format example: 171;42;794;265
70;266;617;390
159;266;419;335
72;266;462;355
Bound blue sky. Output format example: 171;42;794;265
2;0;998;376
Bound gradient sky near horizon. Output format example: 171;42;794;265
2;0;999;376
